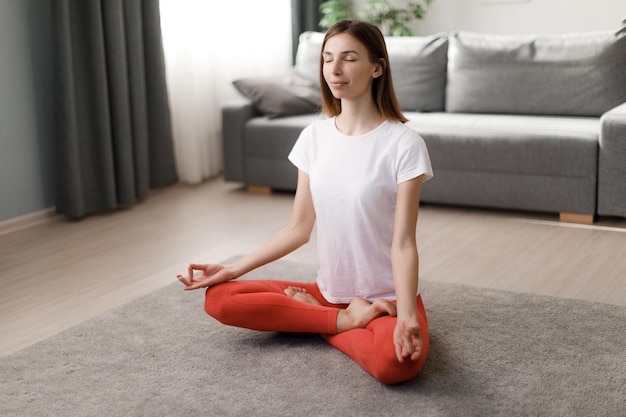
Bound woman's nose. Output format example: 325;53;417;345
331;61;342;75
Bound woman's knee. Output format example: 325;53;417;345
370;346;426;384
203;284;232;323
370;323;429;384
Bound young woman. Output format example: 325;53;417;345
177;19;433;384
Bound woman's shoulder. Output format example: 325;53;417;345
385;120;425;143
308;115;334;128
298;115;332;137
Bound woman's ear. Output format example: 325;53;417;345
372;59;385;78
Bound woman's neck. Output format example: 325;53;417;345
335;99;384;136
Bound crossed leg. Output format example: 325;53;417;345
326;294;429;384
203;280;429;384
283;286;398;333
204;280;338;334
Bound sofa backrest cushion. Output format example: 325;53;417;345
446;29;626;117
295;31;449;112
294;32;325;87
385;34;449;112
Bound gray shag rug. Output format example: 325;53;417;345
1;258;625;417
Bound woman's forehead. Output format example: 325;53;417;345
323;33;366;54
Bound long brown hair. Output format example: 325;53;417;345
319;19;407;123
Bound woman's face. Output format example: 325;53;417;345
322;33;381;102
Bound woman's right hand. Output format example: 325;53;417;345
176;263;234;290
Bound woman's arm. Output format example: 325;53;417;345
229;170;316;277
390;175;424;362
178;170;316;290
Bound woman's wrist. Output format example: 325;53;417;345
395;297;418;321
397;309;418;322
224;263;242;280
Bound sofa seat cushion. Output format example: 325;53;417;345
242;114;323;190
406;112;599;213
406;112;599;176
446;30;626;116
244;114;324;158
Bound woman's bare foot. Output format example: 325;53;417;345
284;286;322;306
337;297;397;333
285;288;396;334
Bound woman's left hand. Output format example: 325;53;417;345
393;317;423;362
176;263;234;290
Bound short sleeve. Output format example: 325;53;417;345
288;125;312;173
396;129;434;184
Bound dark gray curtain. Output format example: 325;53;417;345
52;0;177;220
291;0;323;63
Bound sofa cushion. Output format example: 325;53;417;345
232;71;321;118
385;34;449;111
242;113;323;190
294;31;325;86
406;112;599;176
406;112;600;213
446;29;626;116
295;31;449;111
244;114;324;158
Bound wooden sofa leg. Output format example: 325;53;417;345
247;185;272;194
559;212;594;224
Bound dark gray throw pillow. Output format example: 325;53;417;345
446;29;626;116
232;71;321;118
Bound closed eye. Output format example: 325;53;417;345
322;49;360;62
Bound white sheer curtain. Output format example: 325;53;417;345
159;1;293;184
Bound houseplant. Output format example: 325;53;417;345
319;0;434;36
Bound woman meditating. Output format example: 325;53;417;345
177;19;433;384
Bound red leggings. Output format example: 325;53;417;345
204;279;429;384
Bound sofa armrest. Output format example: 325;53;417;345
598;102;626;217
222;100;259;182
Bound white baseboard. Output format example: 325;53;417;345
0;207;58;236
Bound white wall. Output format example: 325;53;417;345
410;0;626;35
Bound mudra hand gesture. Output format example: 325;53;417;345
177;263;234;291
393;318;423;362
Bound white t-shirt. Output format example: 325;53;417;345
288;117;433;303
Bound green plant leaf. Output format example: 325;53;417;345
319;0;354;29
318;0;434;35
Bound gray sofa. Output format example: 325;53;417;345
223;28;626;223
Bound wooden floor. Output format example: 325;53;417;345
2;178;626;358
